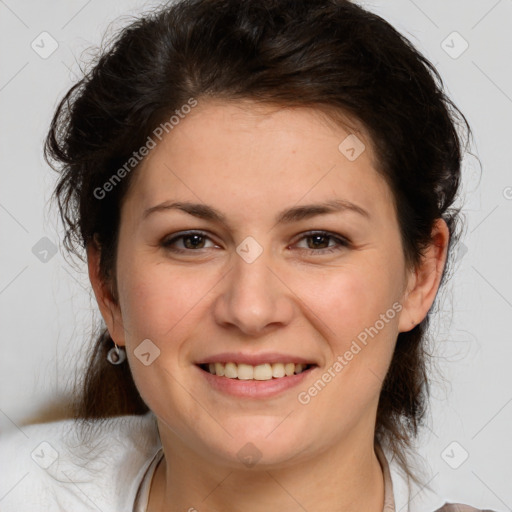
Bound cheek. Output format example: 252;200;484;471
295;264;402;423
115;261;215;416
116;259;216;345
302;260;401;343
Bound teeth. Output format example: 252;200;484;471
237;363;254;380
224;362;238;378
203;362;310;380
271;362;285;378
254;363;272;380
285;363;295;376
214;362;225;377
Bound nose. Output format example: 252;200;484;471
212;248;294;336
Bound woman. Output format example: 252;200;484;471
0;0;495;510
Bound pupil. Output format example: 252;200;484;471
309;235;328;249
184;234;204;249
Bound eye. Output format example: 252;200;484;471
160;230;350;255
294;231;350;254
161;231;218;253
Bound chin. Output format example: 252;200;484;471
205;422;309;469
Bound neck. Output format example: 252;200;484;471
147;427;385;512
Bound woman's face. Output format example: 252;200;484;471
93;99;436;469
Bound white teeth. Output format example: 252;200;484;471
254;363;272;380
224;362;238;378
294;363;304;374
271;362;285;378
237;363;254;380
204;362;311;380
214;362;225;377
284;363;295;376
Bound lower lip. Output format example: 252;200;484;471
196;365;317;399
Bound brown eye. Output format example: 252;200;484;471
295;231;350;254
161;231;217;252
181;234;206;249
306;234;331;249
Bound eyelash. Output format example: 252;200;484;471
160;230;351;255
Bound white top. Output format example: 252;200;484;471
0;412;484;511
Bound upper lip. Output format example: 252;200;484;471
195;352;317;366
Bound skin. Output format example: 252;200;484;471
88;99;449;512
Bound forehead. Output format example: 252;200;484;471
123;99;394;224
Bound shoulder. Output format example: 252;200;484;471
0;413;161;512
379;444;498;512
434;505;498;512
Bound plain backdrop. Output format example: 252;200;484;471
1;0;511;509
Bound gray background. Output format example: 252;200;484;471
0;0;511;508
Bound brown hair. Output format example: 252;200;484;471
45;0;470;482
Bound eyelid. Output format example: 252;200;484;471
161;230;220;250
164;229;350;243
301;230;349;241
292;230;351;248
161;229;351;254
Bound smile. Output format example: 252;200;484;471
199;362;315;380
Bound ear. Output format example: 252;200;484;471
398;218;450;333
87;236;126;346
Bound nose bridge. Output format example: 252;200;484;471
213;244;293;335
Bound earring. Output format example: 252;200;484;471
107;343;127;365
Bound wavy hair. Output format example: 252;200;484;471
45;0;470;484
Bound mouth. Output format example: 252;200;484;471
194;353;319;398
197;362;317;380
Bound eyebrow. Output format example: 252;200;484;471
142;199;370;224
